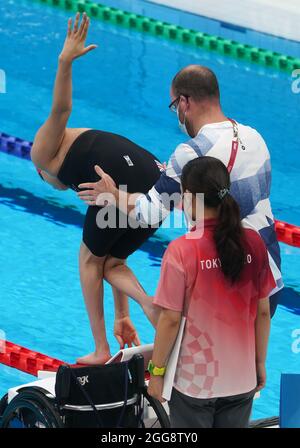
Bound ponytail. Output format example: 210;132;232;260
181;156;246;284
214;193;246;283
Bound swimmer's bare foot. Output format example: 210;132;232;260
76;351;111;365
143;299;161;328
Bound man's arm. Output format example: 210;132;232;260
77;163;182;226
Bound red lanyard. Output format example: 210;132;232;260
226;118;239;174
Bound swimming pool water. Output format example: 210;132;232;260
0;0;299;421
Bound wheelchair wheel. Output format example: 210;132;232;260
142;387;170;428
0;388;64;428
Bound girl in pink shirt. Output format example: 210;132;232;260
148;156;275;428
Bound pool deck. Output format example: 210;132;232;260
148;0;300;42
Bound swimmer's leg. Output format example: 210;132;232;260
104;256;160;328
77;242;111;365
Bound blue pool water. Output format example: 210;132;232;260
0;0;299;421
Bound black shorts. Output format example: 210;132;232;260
83;206;160;259
169;387;255;428
57;130;162;258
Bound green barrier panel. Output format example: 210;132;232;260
64;0;76;10
163;24;179;40
30;0;300;73
222;39;234;55
195;32;206;48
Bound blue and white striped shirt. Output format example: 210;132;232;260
135;121;283;295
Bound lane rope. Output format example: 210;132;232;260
0;339;65;376
29;0;300;73
0;340;152;381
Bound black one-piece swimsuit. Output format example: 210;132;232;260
57;129;162;259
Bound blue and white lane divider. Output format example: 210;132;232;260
0;132;32;160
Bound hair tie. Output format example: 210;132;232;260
218;188;229;200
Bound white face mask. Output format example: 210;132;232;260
177;106;189;136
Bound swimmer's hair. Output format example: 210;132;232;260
172;65;220;102
181;156;246;284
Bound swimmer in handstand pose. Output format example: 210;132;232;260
31;13;161;365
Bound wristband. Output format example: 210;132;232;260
148;360;166;377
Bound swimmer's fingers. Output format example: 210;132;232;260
123;331;141;348
73;12;80;34
67;18;72;37
80;13;90;40
81;44;98;56
133;333;141;346
77;12;87;37
115;335;125;350
78;15;98;54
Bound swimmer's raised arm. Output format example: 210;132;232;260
31;13;97;172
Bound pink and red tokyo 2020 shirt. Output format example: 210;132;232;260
153;218;276;399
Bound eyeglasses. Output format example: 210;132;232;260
168;94;190;113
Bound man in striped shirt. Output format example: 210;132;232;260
78;65;283;316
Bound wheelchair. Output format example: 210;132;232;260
0;354;170;428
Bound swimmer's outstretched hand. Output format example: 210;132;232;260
59;12;97;63
114;317;141;349
78;165;117;206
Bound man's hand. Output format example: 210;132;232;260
114;316;141;349
148;376;166;403
59;13;97;63
78;165;117;206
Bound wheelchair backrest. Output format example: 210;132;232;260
54;354;145;428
